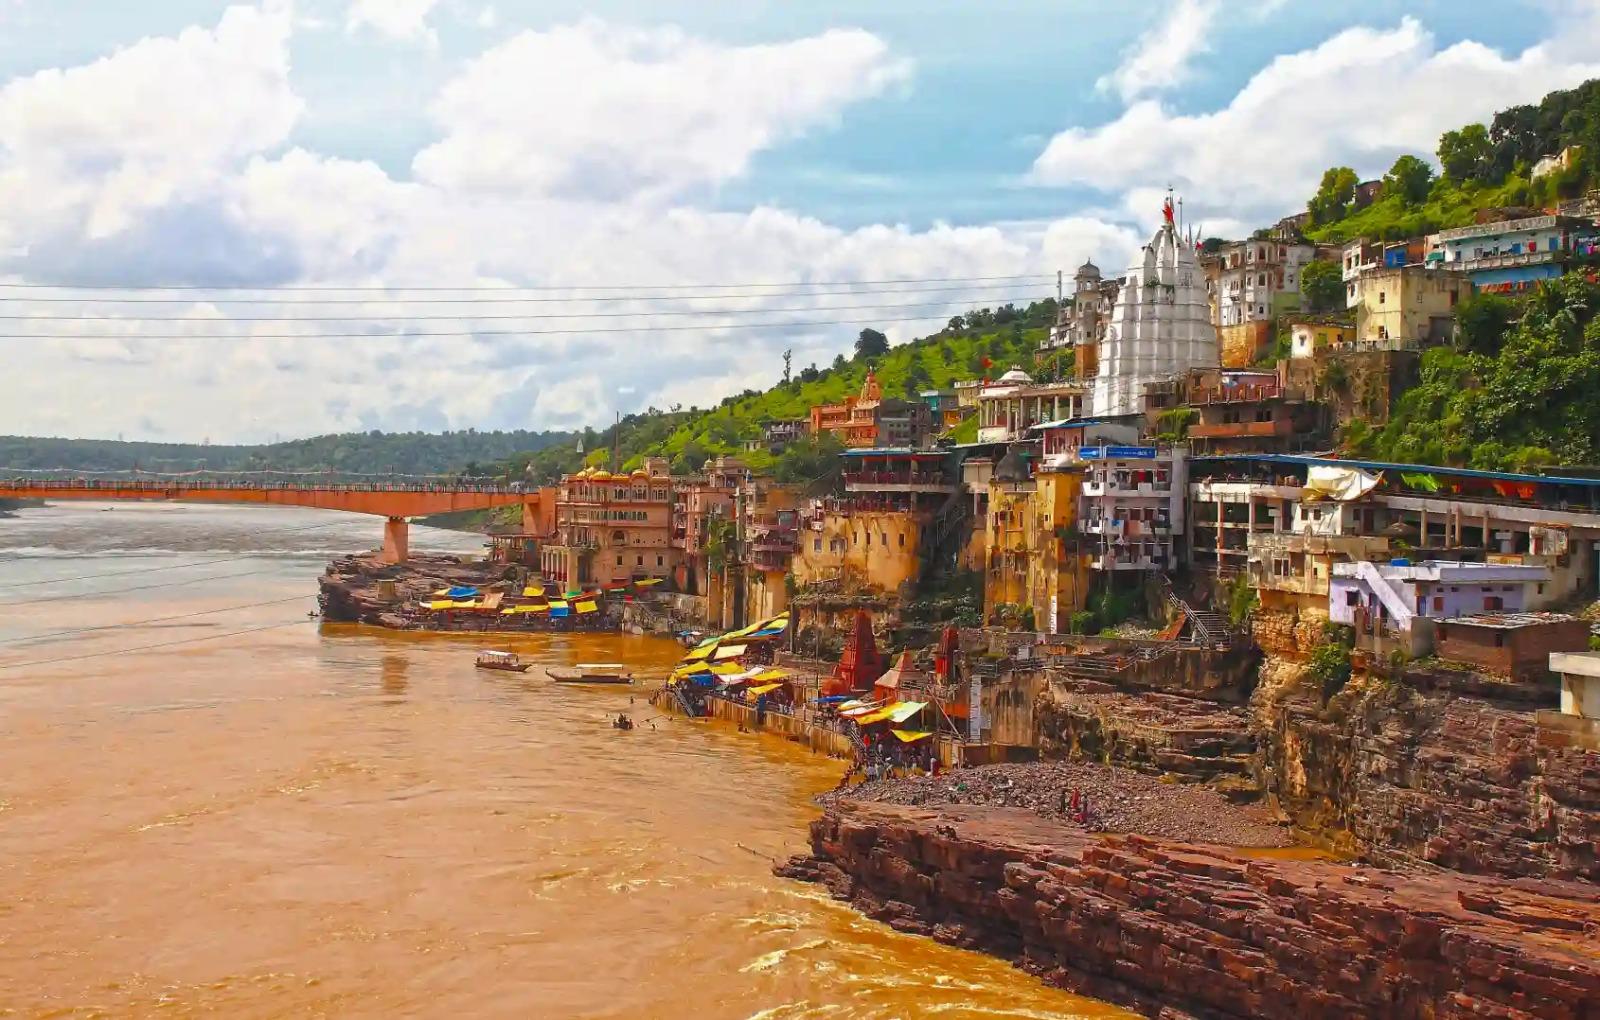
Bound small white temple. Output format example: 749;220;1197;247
1089;197;1218;418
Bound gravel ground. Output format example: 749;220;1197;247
822;761;1295;847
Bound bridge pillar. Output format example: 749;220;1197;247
381;517;410;564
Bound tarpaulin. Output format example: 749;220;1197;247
887;701;927;723
682;646;713;663
1400;473;1441;493
890;729;933;743
446;586;479;598
713;644;747;660
747;683;783;696
1303;465;1382;502
575;601;598;614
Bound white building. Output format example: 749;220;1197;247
1079;445;1187;572
1549;652;1600;719
974;366;1085;444
1091;202;1218;418
1212;238;1315;326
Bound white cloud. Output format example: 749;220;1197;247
1097;0;1220;102
411;19;913;201
1038;15;1600;227
0;2;299;239
346;0;440;46
475;6;497;29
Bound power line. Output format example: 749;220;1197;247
0;312;1021;342
0;594;312;646
0;282;1045;305
0;293;1044;323
0;618;311;672
0;273;1051;293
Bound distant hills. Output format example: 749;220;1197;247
0;429;574;477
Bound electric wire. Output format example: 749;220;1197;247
0;313;1012;341
0;594;313;647
0;618;312;672
0;283;1045;305
0;273;1052;293
0;292;1044;322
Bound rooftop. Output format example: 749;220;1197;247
1438;612;1581;630
1193;453;1600;491
1332;560;1552;582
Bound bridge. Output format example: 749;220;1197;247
0;479;555;563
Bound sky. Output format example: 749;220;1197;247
1;0;1596;443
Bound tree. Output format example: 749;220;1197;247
1454;291;1516;355
781;348;792;384
855;328;889;361
830;353;847;372
1307;166;1359;225
1438;123;1492;183
797;363;821;384
772;432;845;489
946;315;966;333
1383;154;1435;206
1300;259;1343;312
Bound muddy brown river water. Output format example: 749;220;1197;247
0;503;1126;1019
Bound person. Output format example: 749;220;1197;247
614;712;633;730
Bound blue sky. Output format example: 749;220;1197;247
0;0;1593;441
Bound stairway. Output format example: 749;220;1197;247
1158;575;1232;648
922;490;971;579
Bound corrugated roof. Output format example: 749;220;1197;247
1192;453;1600;489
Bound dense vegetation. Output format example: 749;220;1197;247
494;299;1062;483
1341;273;1600;469
1305;78;1600;243
0;430;572;476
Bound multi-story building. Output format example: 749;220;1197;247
975;367;1086;444
1079;445;1186;572
759;418;809;455
983;445;1092;633
1352;266;1466;350
1173;367;1320;455
1331;560;1554;657
1211;236;1315;327
1044;260;1121;380
1436;214;1597;293
540;459;677;589
918;389;966;431
669;456;744;598
1341;238;1383;307
809;370;931;449
743;480;803;623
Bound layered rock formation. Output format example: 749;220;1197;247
781;801;1600;1020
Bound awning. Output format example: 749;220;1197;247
548;600;569;610
748;682;783;696
682;646;713;663
713;644;748;660
575;601;599;614
1304;465;1382;502
890;729;933;743
718;667;764;686
887;701;927;723
635;578;663;587
446;586;479;598
709;662;748;676
426;600;455;610
564;590;582;599
522;586;544;597
748;668;788;683
852;706;896;725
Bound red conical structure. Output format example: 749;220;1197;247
823;609;885;697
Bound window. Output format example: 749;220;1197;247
636;555;644;566
898;533;905;548
616;555;623;566
814;538;822;553
1346;590;1360;607
1378;291;1386;304
657;555;663;567
1433;596;1443;612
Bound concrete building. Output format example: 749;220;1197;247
1091;201;1218;418
1352;267;1466;350
918;389;965;431
669;459;741;597
743;480;803;623
759;419;808;455
1549;652;1600;719
1341;239;1383;308
1288;318;1355;359
809;370;932;449
1329;560;1552;657
1153;367;1321;456
975;367;1086;444
1210;236;1314;328
1080;445;1186;572
541;460;677;589
1437;214;1596;293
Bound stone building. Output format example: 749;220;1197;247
1351;266;1466;350
975;366;1086;444
1091;200;1218;419
1044;259;1120;380
541;460;677;589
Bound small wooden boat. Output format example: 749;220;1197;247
547;662;634;685
475;650;532;673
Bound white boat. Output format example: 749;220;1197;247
475;650;532;673
546;662;634;685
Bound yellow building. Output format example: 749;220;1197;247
983;448;1091;632
744;482;804;623
793;507;925;593
1353;267;1465;349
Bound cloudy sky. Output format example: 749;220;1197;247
1;0;1596;443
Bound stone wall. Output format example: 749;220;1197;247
1253;671;1600;881
780;801;1600;1020
1251;606;1329;661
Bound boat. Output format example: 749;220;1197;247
475;650;532;673
546;663;634;685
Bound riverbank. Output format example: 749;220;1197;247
318;553;617;632
778;799;1600;1019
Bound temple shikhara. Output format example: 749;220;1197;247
1090;196;1218;418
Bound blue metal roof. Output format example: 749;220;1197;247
1192;453;1600;489
839;447;948;457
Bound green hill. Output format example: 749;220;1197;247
499;299;1061;483
1301;78;1600;244
0;429;573;477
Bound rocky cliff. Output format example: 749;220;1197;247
780;801;1600;1020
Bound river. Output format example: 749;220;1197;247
0;503;1126;1019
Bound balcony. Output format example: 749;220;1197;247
1189;419;1294;439
1188;381;1287;404
843;471;957;494
1460;249;1563;272
1083;479;1173;497
1091;552;1161;571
